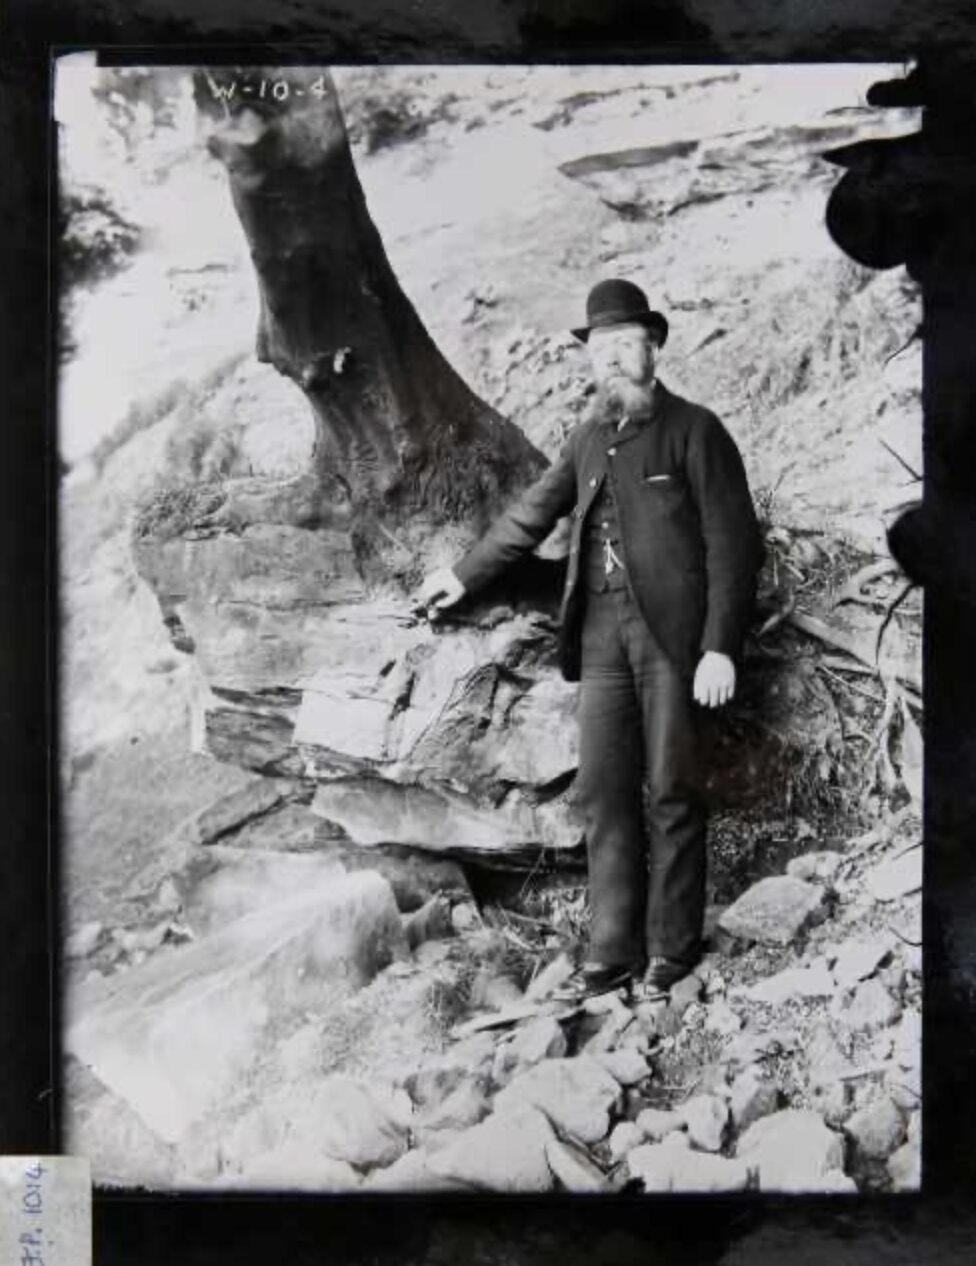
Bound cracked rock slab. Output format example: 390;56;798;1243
65;872;406;1143
718;876;826;945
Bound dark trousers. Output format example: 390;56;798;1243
575;584;706;968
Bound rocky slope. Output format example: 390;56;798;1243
59;65;923;1192
63;783;920;1193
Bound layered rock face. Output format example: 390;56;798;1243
134;499;582;864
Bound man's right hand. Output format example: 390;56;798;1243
414;567;466;615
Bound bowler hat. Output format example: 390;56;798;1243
572;278;669;346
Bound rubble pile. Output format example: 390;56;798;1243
64;793;920;1193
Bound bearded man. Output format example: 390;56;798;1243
418;279;763;999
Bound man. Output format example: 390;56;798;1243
418;279;763;999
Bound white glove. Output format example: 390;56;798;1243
415;566;466;613
693;651;736;707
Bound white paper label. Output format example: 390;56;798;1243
0;1158;91;1266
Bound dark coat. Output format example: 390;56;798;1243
454;381;764;681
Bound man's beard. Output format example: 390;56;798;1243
593;374;656;422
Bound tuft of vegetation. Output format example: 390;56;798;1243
60;184;142;291
338;72;461;155
89;68;184;157
59;183;143;363
132;481;226;543
89;351;247;478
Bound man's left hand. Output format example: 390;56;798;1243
693;651;736;707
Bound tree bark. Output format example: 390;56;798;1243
192;68;545;544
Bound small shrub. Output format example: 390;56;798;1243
59;184;142;291
132;482;226;543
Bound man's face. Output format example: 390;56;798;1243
586;322;659;412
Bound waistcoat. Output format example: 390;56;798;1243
582;477;628;593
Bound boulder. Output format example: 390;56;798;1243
803;1021;859;1087
844;1094;905;1161
729;1066;780;1131
829;937;892;989
511;1015;568;1066
786;851;843;884
450;902;480;933
225;1145;362;1192
221;1077;411;1176
627;1140;750;1193
582;1008;635;1055
420;1079;492;1133
718;876;826;946
545;1137;612;1193
738;963;835;1006
677;1094;728;1152
890;898;921;949
594;1048;650;1087
893;1008;921;1070
524;953;575;1002
65;872;406;1142
468;966;524;1011
885;1063;921;1112
864;847;922;902
175;845;347;934
427;1105;556;1192
405;1033;497;1109
635;1107;685;1142
365;1147;471;1192
736;1109;853;1193
831;978;902;1033
609;1121;644;1160
887;1138;921;1191
494;1056;622;1144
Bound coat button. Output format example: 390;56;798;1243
608;446;617;456
589;476;597;487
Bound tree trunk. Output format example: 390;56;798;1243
192;67;545;548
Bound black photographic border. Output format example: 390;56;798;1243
4;1;976;1261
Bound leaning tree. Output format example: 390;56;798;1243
177;66;547;586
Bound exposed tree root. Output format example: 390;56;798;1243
829;558;900;610
786;610;921;696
